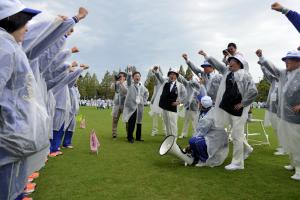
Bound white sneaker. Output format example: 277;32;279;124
274;147;285;156
284;165;295;171
291;173;300;180
274;151;285;156
151;132;156;136
178;135;185;139
244;147;253;160
225;163;244;171
195;161;206;167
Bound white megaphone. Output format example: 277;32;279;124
159;135;194;165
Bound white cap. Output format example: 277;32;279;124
0;0;41;21
167;67;179;77
228;54;246;69
201;60;212;68
282;50;300;61
201;96;212;108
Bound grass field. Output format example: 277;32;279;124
32;107;300;200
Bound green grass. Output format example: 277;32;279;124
32;108;300;200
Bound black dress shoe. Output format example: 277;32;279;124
136;139;144;142
128;139;134;143
112;135;117;138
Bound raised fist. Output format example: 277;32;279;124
76;7;88;21
198;50;207;57
182;53;188;61
271;2;283;12
71;61;78;67
71;47;80;53
255;49;263;58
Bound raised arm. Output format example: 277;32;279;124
25;7;88;60
198;50;228;75
48;49;72;73
182;53;204;77
153;66;165;84
177;74;189;87
272;2;300;33
127;72;132;87
256;49;281;79
35;36;67;72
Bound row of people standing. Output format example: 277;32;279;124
0;1;89;199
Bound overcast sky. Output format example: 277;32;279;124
24;0;300;82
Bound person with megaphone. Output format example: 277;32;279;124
159;113;229;167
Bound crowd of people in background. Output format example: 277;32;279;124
79;99;113;109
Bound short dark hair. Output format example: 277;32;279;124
132;71;141;77
227;42;237;49
0;11;35;33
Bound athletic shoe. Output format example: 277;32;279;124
28;172;39;180
178;135;186;139
22;197;33;200
274;148;286;156
24;183;36;194
291;174;300;180
48;152;58;157
195;161;206;167
284;165;295;171
225;163;244;171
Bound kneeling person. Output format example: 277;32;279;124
186;117;229;167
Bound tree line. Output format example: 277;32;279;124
77;66;270;102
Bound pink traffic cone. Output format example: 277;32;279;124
90;129;100;154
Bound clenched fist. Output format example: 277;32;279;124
271;2;283;12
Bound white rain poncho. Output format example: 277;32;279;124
111;81;127;118
280;67;300;166
145;69;164;116
23;15;76;60
193;116;229;167
206;56;258;121
0;15;76;166
262;57;300;163
257;58;286;151
187;60;222;102
177;74;204;112
151;71;187;114
67;86;80;132
52;69;83;131
122;74;149;123
145;69;164;104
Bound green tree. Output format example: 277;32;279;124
185;67;193;80
144;70;156;100
255;77;270;102
77;75;87;99
86;73;99;99
178;65;186;77
98;70;115;99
